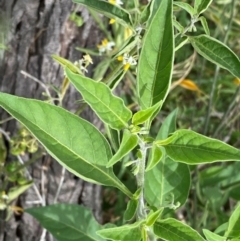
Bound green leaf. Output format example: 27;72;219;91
225;204;240;238
199;16;210;35
146;208;164;226
173;2;195;16
137;0;174;109
73;0;133;28
0;93;133;198
189;35;240;78
156;108;178;140
194;0;213;15
106;129;138;167
145;157;190;208
97;221;142;241
26;204;105;241
52;55;80;74
123;199;138;221
132;101;162;126
161;129;240;164
154;219;206;241
65;68;132;130
145;145;165;172
202;229;226;241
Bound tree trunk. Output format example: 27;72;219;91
0;1;104;240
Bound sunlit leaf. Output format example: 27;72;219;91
203;229;226;241
189;35;240;78
0;93;133;197
154;219;206;241
161;129;240;164
137;0;174;109
73;0;133;28
107;129;138;167
97;221;143;241
66;68;132;130
194;0;213;15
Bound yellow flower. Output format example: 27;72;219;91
109;18;116;24
234;78;240;86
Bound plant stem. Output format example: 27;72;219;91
136;138;147;220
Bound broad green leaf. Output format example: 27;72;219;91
189;35;240;78
174;2;195;16
26;204;105;241
123;199;138;221
161;129;240;164
52;55;80;74
97;221;143;241
73;0;133;28
199;16;210;35
215;222;229;236
154;219;206;241
194;0;213;15
0;93;133;198
146;208;164;226
66;68;132;130
156;108;178;140
132;101;162;126
145;145;165;172
202;229;226;241
145;157;190;208
137;0;174;109
107;129;138;167
225;204;240;238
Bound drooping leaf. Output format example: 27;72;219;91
202;229;226;241
137;0;174;109
194;0;213;15
0;93;133;197
97;221;143;241
174;2;195;16
124;199;138;221
73;0;133;28
106;129;138;167
132;101;162;126
189;35;240;78
26;204;105;241
145;145;165;172
225;204;240;238
154;219;206;241
145;157;190;208
65;68;132;130
159;129;240;164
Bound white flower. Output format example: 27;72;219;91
97;39;115;54
108;0;123;6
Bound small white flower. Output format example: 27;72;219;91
108;0;123;6
97;39;115;54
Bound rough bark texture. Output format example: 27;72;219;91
0;0;104;240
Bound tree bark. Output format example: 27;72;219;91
0;1;104;240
